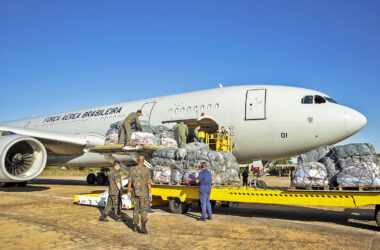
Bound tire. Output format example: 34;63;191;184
168;198;190;214
96;173;107;185
87;173;97;185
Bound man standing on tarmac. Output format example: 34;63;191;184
120;110;143;145
242;166;249;187
99;161;123;222
198;162;213;221
128;155;151;234
174;121;188;148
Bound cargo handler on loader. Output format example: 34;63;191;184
174;121;189;148
128;155;152;234
120;110;143;145
99;161;122;222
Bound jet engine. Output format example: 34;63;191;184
0;135;47;182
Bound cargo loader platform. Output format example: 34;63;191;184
74;184;380;228
150;184;380;227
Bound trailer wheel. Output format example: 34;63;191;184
86;173;97;185
375;205;380;227
168;198;190;214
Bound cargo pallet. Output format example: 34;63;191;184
150;184;380;227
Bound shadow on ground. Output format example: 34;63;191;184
0;186;50;192
30;178;89;186
172;202;379;231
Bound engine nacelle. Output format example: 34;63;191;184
0;135;47;182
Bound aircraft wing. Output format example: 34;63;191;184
0;125;105;146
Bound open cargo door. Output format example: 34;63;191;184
245;89;267;120
140;101;156;125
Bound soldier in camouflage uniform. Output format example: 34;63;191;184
99;161;122;222
128;155;151;234
174;121;188;148
119;110;143;145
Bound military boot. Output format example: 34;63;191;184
99;214;109;222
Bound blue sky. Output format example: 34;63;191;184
1;1;379;150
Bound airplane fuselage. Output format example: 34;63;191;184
4;85;367;163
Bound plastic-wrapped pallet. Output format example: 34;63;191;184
153;166;171;184
184;142;209;151
336;166;374;187
292;162;328;188
105;128;119;144
319;157;338;177
170;168;183;185
160;137;178;148
332;143;377;160
131;132;158;145
298;145;331;164
183;170;199;185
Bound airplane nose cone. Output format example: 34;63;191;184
345;109;367;135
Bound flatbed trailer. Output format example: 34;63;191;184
150;184;380;227
80;144;380;227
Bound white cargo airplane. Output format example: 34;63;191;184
0;85;367;184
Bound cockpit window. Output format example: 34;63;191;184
314;95;326;104
301;95;314;104
324;97;338;104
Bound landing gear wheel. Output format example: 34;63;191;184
375;205;380;227
168;198;190;214
87;173;97;185
96;172;108;185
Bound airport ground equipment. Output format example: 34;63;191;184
204;132;233;152
74;183;380;228
76;144;380;227
150;185;380;227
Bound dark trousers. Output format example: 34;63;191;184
243;177;248;187
200;190;212;219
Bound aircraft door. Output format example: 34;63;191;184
140;101;156;125
245;89;267;120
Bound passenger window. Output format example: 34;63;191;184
314;95;326;104
181;107;185;112
200;105;205;111
215;103;220;109
207;104;212;110
194;105;198;112
187;106;192;112
301;96;314;104
175;108;179;113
